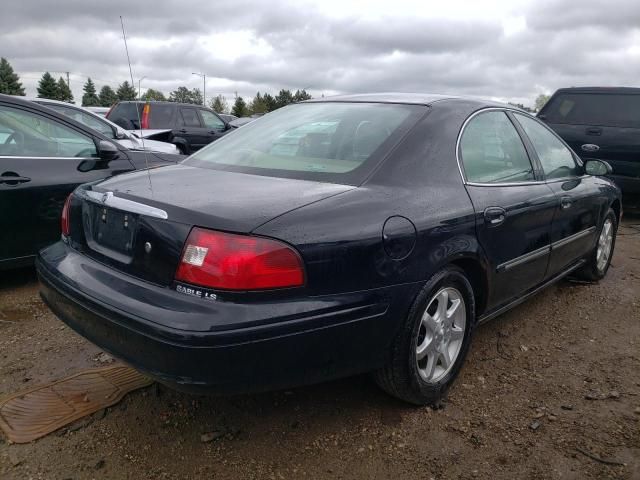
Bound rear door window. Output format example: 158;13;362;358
180;108;202;127
460;111;534;183
542;93;640;128
514;113;580;180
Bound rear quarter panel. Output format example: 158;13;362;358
254;100;486;297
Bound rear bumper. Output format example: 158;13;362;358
37;242;415;393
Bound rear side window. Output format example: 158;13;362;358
514;113;580;180
180;108;201;127
147;104;175;129
108;103;176;129
460;111;534;183
542;93;640;128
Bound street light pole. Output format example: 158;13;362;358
138;76;147;100
192;72;206;106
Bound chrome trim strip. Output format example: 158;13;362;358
479;259;586;324
455;107;546;187
551;226;596;250
497;244;550;272
81;190;168;220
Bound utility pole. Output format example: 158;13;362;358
192;72;206;106
138;76;147;100
65;72;70;88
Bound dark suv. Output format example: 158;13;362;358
107;101;231;155
538;87;640;199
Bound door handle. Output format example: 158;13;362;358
0;172;31;185
179;129;187;133
484;207;507;227
581;143;600;152
560;196;572;209
585;127;602;136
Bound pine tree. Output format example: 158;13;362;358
231;96;248;117
248;92;268;115
98;85;118;107
116;81;137;101
263;93;277;112
293;89;312;102
209;95;229;114
56;77;74;103
168;86;202;104
37;72;59;99
81;78;99;106
0;58;25;96
275;89;294;109
141;88;166;101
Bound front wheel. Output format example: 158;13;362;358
374;266;476;406
574;208;618;281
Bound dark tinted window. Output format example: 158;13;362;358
514;113;580;179
108;102;140;129
460;111;534;183
180;108;201;127
542;93;640;128
147;104;175;129
107;103;176;129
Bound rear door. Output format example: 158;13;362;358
459;109;557;310
178;107;209;151
539;91;640;191
513;113;602;276
0;102;134;265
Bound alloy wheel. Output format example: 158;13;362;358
416;287;466;383
596;218;614;272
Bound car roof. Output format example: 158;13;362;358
304;92;514;109
552;86;640;95
26;97;126;133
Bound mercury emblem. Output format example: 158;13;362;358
144;242;152;254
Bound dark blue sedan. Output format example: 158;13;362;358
37;93;621;405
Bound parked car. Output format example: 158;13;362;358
85;106;110;117
31;98;181;155
218;113;237;123
37;93;620;405
107;101;232;154
228;116;257;129
0;94;183;270
538;87;640;197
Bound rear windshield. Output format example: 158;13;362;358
108;103;175;129
183;102;425;185
542;93;640;128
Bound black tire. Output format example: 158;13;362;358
574;208;618;282
374;266;476;406
175;143;189;155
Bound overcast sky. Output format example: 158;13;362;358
2;0;639;107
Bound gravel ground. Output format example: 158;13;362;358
0;217;639;480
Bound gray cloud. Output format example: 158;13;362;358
1;0;639;107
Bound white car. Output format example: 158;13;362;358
29;98;181;155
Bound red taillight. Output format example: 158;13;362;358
175;228;305;290
61;194;72;237
141;104;150;129
105;103;116;118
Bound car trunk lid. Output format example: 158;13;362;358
70;165;352;285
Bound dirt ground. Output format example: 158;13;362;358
0;217;639;480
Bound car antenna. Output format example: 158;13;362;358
120;15;153;196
